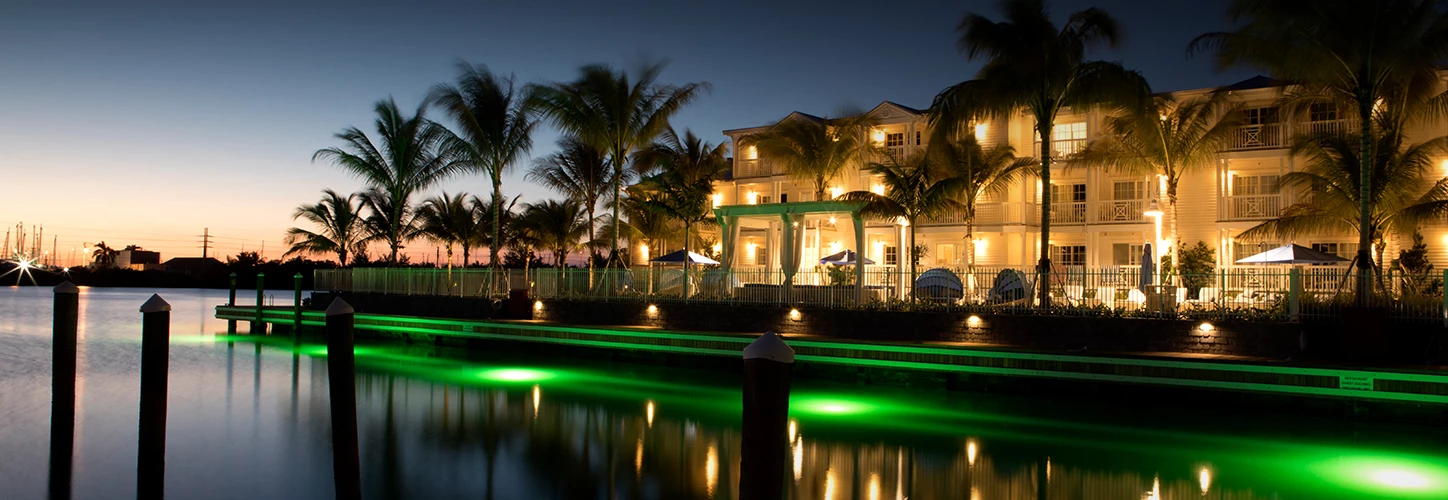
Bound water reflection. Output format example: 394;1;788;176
3;287;1448;499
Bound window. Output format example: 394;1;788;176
885;133;904;148
1048;122;1088;156
758;195;772;204
779;193;788;203
915;131;922;146
796;192;814;202
1233;241;1273;262
1051;245;1086;267
1308;103;1339;122
884;245;899;266
935;243;956;266
1052;184;1087;203
1232;175;1280;196
1112;181;1144;200
1112;243;1145;266
1242;107;1280;125
752;245;767;265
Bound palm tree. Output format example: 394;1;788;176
417;192;484;268
933;137;1036;273
430;61;537;272
472;193;521;266
1076;93;1243;272
611;194;681;262
527;138;613;259
931;0;1149;307
1240;122;1448;286
283;189;366;265
313;98;459;264
749;113;873;200
839;152;963;298
528;61;709;265
518;199;590;267
358;188;422;263
1191;0;1448;305
634;128;731;298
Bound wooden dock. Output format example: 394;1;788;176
218;305;1448;405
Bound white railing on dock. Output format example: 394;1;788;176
314;265;1448;323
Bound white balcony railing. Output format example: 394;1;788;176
1093;199;1146;223
1226;123;1285;151
1298;119;1351;137
734;159;779;178
1034;139;1087;159
1049;202;1087;224
1220;194;1282;221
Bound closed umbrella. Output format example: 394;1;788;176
1139;243;1154;292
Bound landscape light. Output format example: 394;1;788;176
789;308;801;320
967;315;982;328
1198;322;1214;333
647;304;658;316
533;300;543;311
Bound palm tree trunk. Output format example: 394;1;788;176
339;248;348;267
965;211;976;292
683;220;691;300
462;244;471;268
1037;123;1053;308
611;150;624;269
587;206;597;289
1355;97;1375;306
909;220;917;303
1168;181;1181;286
491;173;503;270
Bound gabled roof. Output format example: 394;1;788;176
1215;75;1292;92
722;110;822;135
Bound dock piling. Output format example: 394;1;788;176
293;272;304;334
50;282;78;500
137;294;171;499
738;330;794;500
227;272;237;334
325;298;361;500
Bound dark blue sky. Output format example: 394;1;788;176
0;0;1257;261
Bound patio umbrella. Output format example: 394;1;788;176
1234;244;1350;264
649;250;720;265
819;249;874;266
1139;242;1154;292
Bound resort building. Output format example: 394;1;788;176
694;76;1448;286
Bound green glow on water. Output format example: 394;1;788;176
477;368;557;383
1306;455;1448;498
791;396;877;417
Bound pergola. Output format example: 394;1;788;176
714;200;869;302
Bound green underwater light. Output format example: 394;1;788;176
790;396;876;417
477;368;558;383
1308;455;1448;498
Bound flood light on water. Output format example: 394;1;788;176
793;396;873;417
1310;455;1448;497
646;400;655;427
1199;466;1212;494
478;368;556;383
967;439;978;466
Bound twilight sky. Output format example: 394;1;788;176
0;0;1256;265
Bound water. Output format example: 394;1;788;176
1;287;1446;500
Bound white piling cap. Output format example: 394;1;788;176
743;330;795;363
54;281;77;294
139;294;171;313
325;297;354;316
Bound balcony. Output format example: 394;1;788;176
921;202;1031;226
1220;194;1282;221
1093;199;1146;223
1298;118;1351;137
734;159;779;178
1033;138;1087;159
1226;123;1285;151
1049;202;1087;225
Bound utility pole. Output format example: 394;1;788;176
199;228;213;259
259;241;265;261
2;228;9;259
51;235;57;267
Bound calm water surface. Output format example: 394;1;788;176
2;286;1447;499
